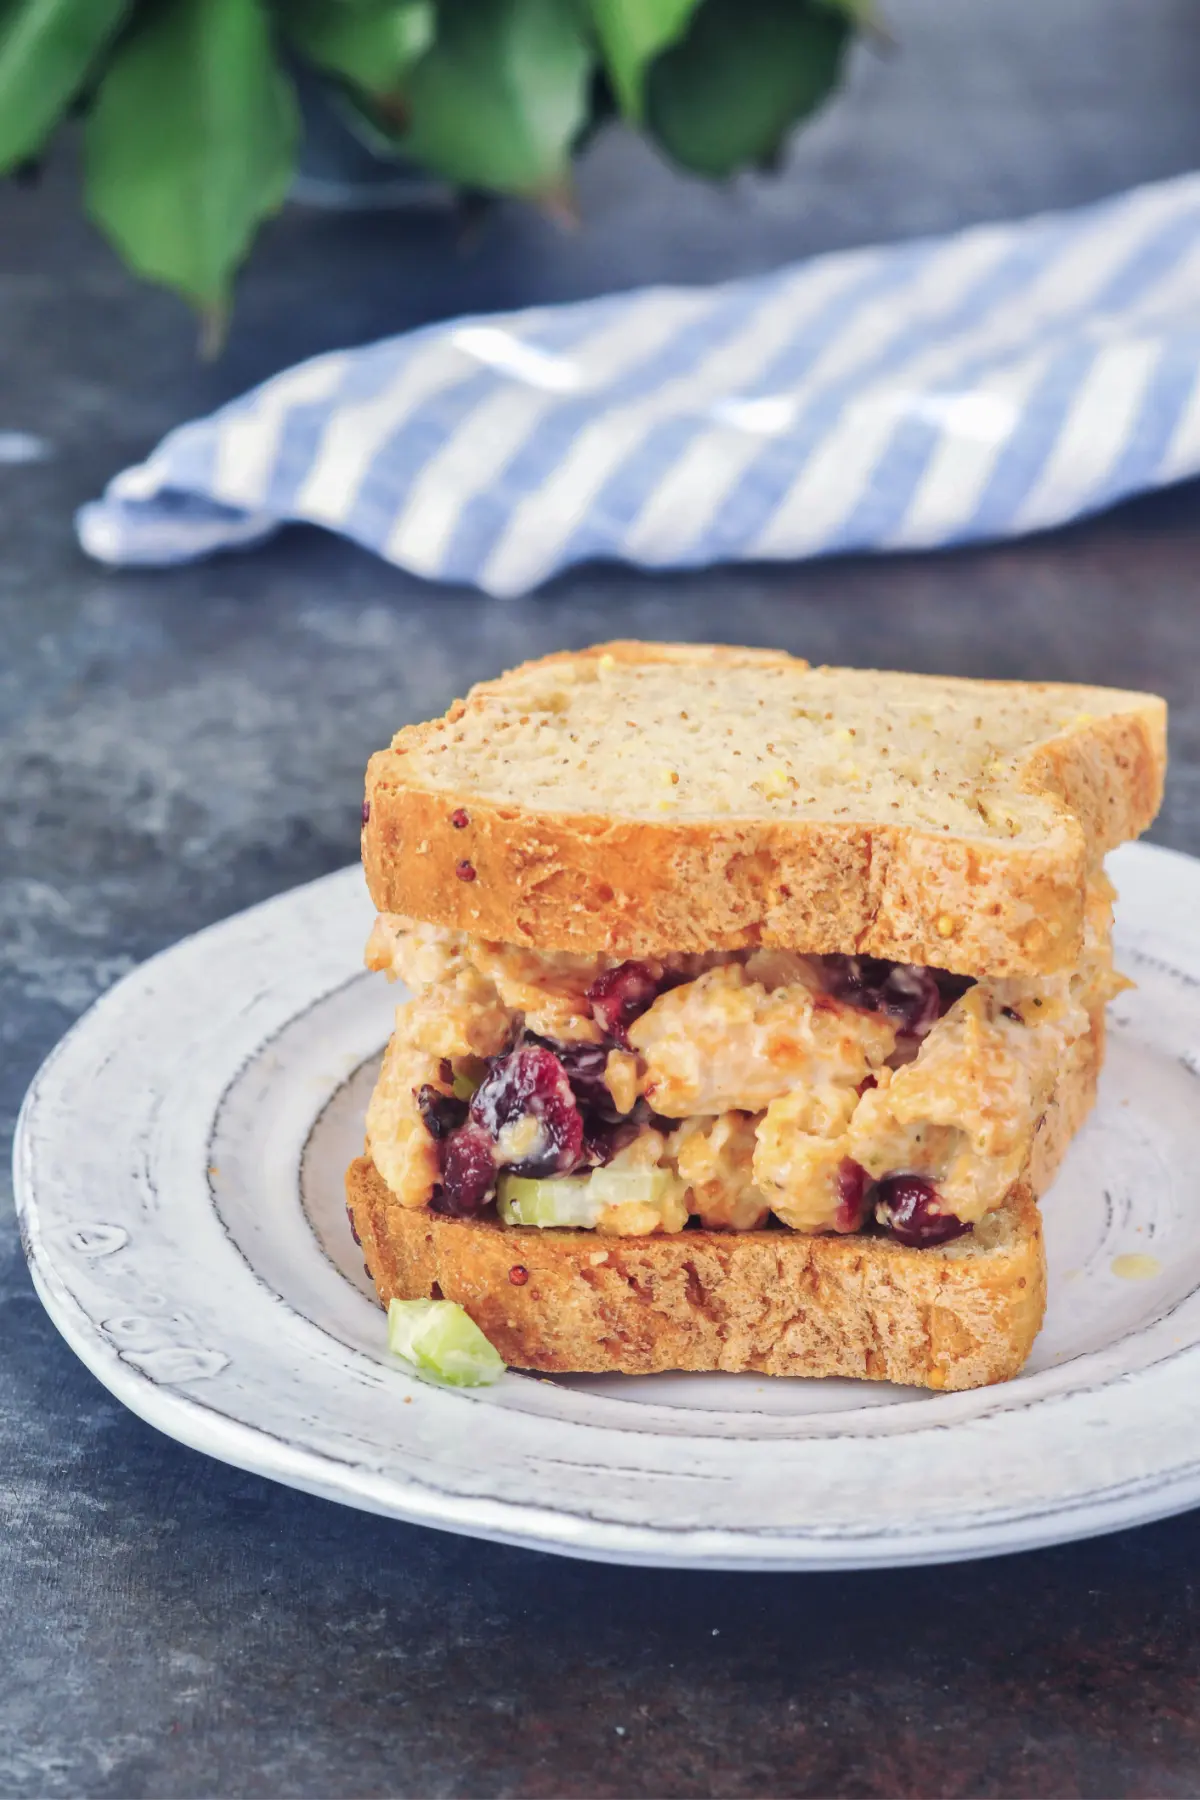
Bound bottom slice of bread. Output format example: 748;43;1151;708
348;1155;1044;1389
347;1012;1100;1392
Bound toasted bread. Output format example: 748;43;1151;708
362;643;1165;977
347;1009;1100;1391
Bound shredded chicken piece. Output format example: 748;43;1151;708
363;1018;443;1211
466;940;602;1043
753;1113;854;1233
671;1113;769;1230
849;978;1089;1223
629;962;896;1116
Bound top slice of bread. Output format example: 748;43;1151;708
363;642;1166;975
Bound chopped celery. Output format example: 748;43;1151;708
387;1298;505;1387
498;1174;605;1228
497;1166;686;1228
588;1166;685;1208
451;1069;481;1101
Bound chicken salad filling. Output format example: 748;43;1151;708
363;881;1122;1246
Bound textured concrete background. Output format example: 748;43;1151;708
4;2;1200;1794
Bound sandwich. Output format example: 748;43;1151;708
347;642;1166;1391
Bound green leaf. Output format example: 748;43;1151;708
586;0;700;120
84;0;298;324
0;0;131;171
815;0;879;26
646;0;851;179
396;0;593;197
284;0;434;97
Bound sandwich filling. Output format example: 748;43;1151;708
363;878;1121;1246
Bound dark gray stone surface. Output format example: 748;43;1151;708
4;3;1200;1793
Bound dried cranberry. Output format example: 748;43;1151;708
456;860;476;882
934;969;974;1012
530;1036;618;1119
508;1265;529;1286
818;955;877;1011
361;800;371;825
879;965;943;1038
817;956;961;1041
834;1158;869;1232
581;1114;643;1167
525;1034;660;1164
875;1174;970;1247
416;1084;469;1140
470;1045;584;1176
587;961;661;1048
346;1204;362;1248
451;808;470;829
432;1125;496;1216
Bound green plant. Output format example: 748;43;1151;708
0;0;863;341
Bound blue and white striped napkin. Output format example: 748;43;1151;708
78;171;1200;596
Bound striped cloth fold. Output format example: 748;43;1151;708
78;171;1200;596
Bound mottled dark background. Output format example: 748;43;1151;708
5;2;1200;1794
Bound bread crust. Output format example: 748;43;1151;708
346;1011;1100;1391
348;1158;1045;1391
362;643;1166;975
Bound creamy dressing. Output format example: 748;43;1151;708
364;907;1118;1235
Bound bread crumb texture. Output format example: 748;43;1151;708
363;643;1165;972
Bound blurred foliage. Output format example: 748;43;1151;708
0;0;860;337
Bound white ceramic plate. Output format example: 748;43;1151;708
14;840;1200;1569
